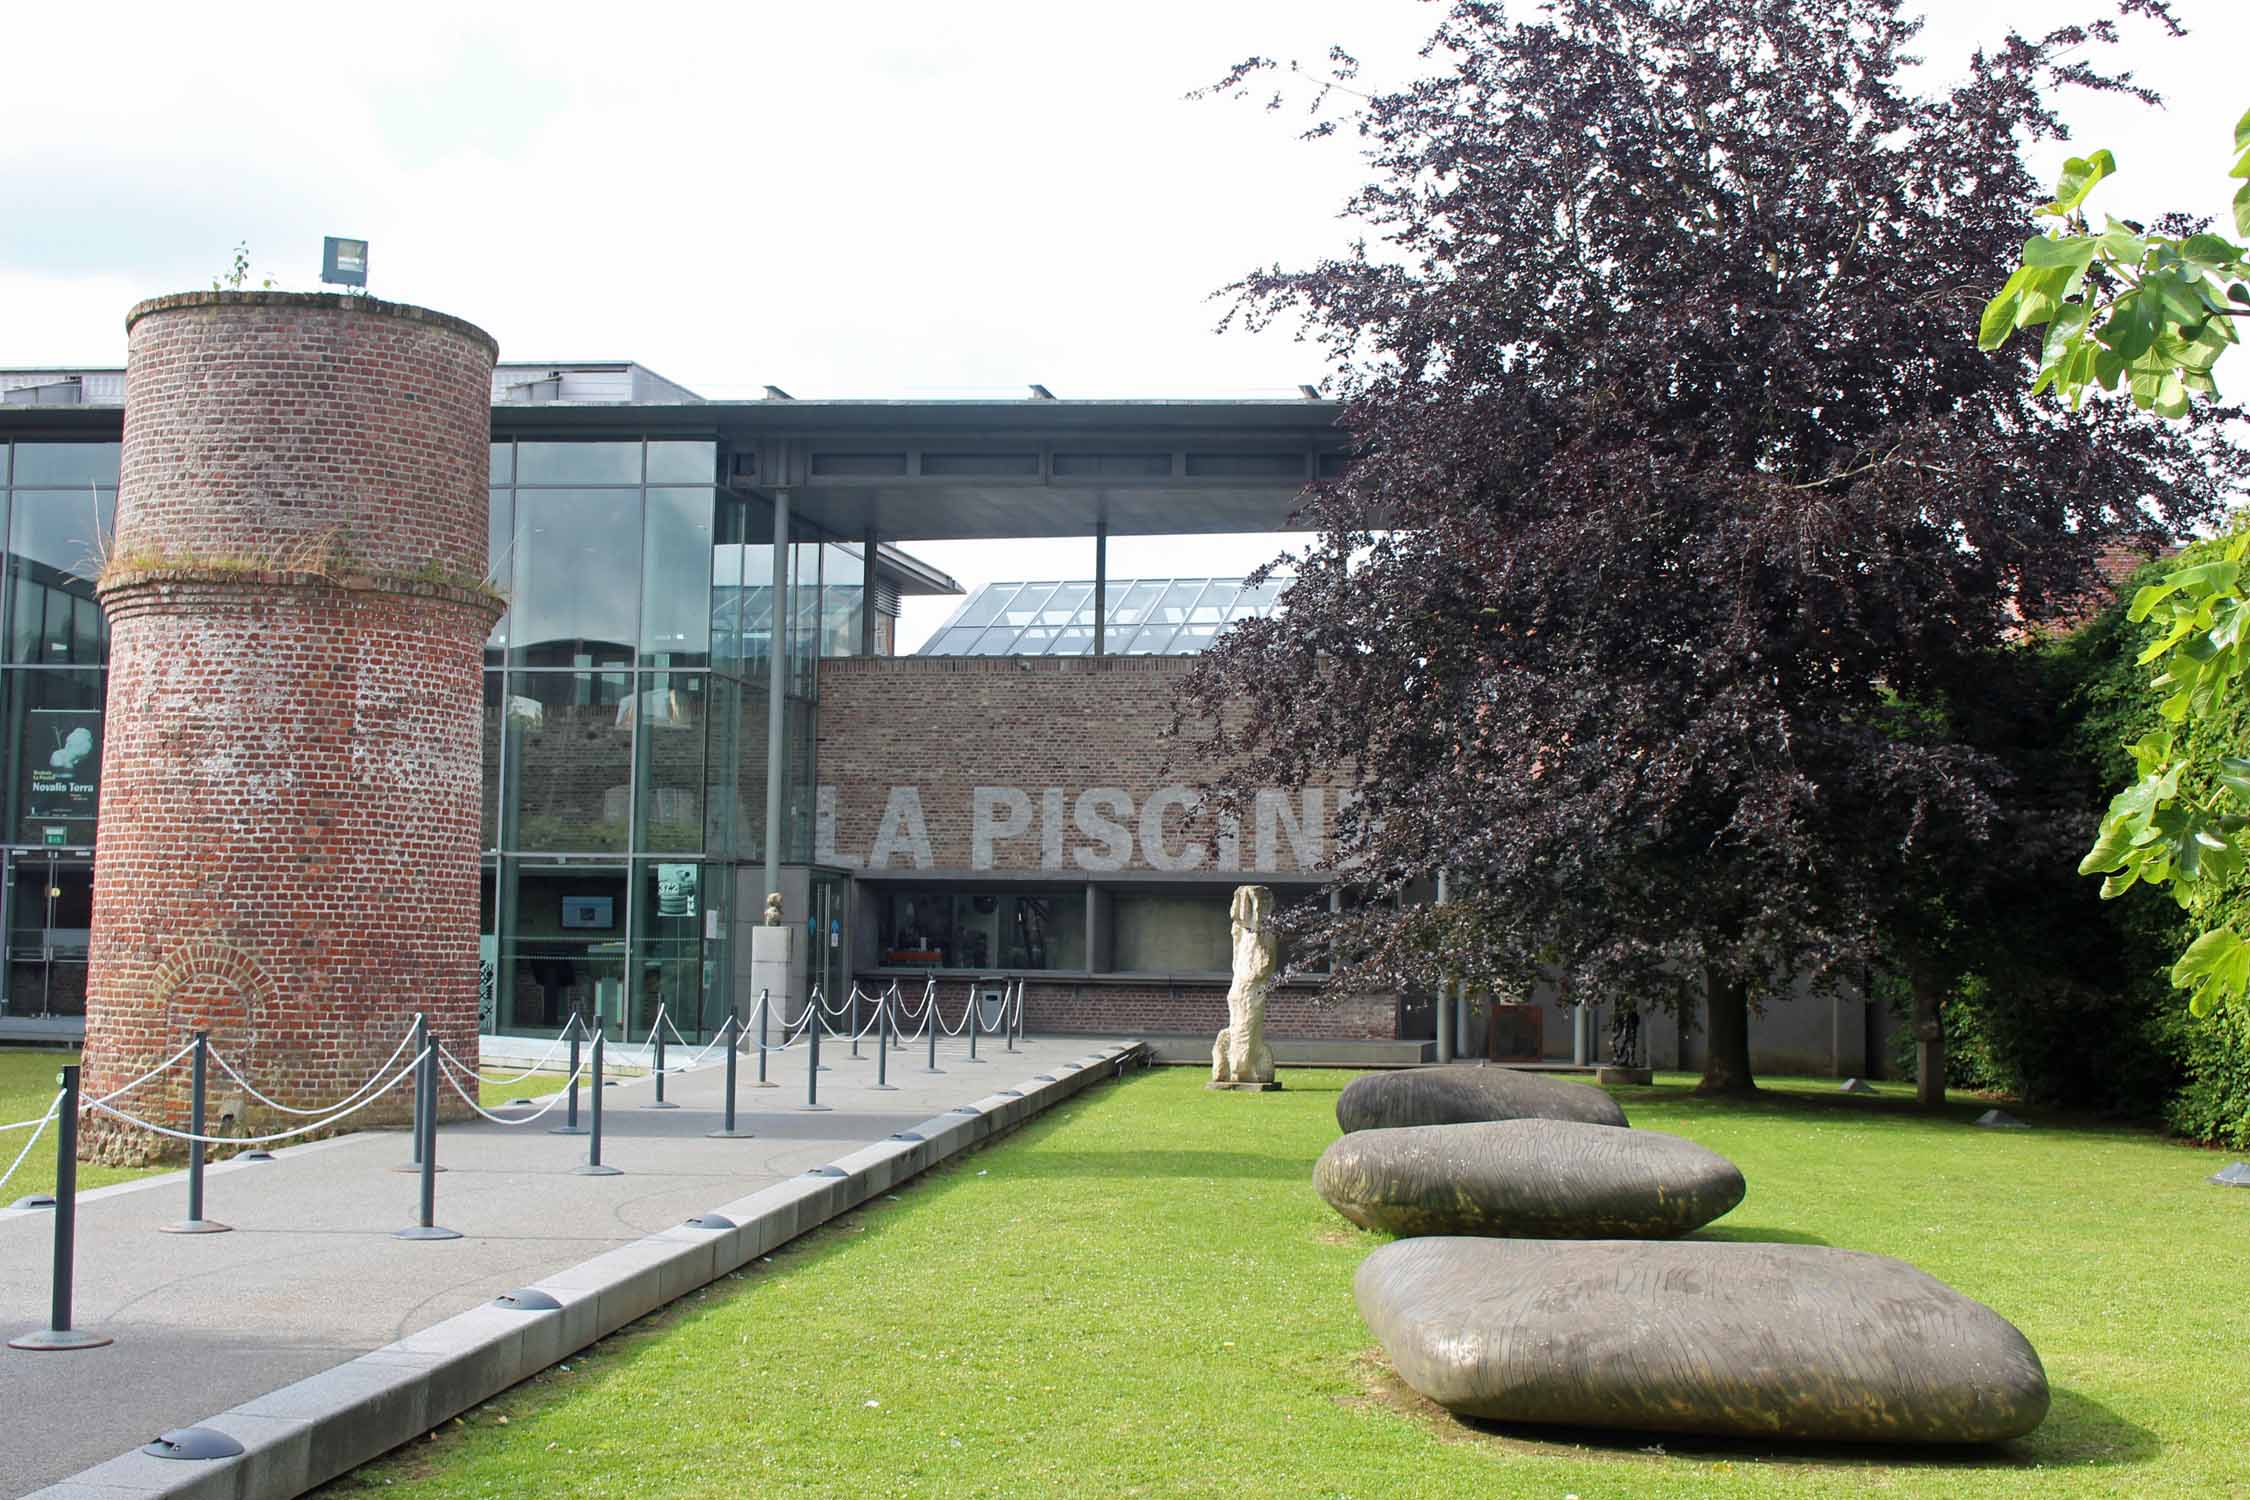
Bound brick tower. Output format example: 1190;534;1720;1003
80;292;501;1164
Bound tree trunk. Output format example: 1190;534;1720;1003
1912;973;1946;1110
1695;967;1757;1095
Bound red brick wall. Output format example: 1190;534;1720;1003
816;656;1353;874
81;294;499;1163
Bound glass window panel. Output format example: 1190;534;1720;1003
933;627;986;654
703;673;742;855
3;667;105;846
510;489;640;666
10;442;119;487
1113;894;1230;973
516;441;642;485
633;859;714;1039
1128;621;1180;653
949;585;1014;629
641;488;714;668
481;671;501;850
1052;625;1094;655
970;628;1018;655
788;542;819;700
738;683;769;864
8;490;115;664
489;442;514;485
645;441;717;484
783;696;816;861
821;543;864;658
709;495;750;677
634;671;708;853
499;862;630;1038
503;671;634;852
486;487;514;662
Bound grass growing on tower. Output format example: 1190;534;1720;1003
315;1066;2245;1499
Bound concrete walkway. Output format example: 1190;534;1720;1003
0;1030;1127;1497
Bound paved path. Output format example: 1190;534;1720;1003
0;1031;1119;1497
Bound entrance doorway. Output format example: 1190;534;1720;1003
810;871;847;1015
4;852;93;1019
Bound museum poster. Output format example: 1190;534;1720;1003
25;708;101;830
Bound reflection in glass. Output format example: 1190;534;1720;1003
878;890;1087;971
633;860;713;1039
8;490;115;665
645;441;717;484
822;543;864;656
486;486;514;661
489;442;514;485
516;441;641;486
480;672;502;850
510;489;640;665
503;671;634;852
9;442;119;487
2;668;104;845
500;863;629;1037
703;674;743;856
633;671;708;852
641;488;714;667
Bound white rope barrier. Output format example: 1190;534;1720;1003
83;1048;426;1148
437;1049;588;1126
0;1092;60;1197
209;1020;420;1117
85;1038;201;1107
461;1020;578;1084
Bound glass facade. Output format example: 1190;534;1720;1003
919;575;1285;657
484;438;836;1040
0;439;114;1023
0;434;848;1041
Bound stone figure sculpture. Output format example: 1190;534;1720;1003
764;891;784;927
1210;885;1279;1089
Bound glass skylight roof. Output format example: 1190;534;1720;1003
917;576;1287;656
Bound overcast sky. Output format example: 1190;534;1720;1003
5;0;2245;649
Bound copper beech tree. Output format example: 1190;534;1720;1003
1180;0;2247;1092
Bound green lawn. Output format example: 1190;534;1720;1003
0;1048;157;1202
309;1067;2246;1499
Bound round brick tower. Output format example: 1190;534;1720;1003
80;292;502;1164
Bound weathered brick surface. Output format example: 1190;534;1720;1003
820;657;1390;1042
81;295;499;1163
816;656;1355;875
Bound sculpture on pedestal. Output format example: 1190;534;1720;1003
1210;885;1279;1090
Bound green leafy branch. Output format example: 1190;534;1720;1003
1978;111;2250;417
1981;112;2250;1018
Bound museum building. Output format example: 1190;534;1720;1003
0;356;1882;1076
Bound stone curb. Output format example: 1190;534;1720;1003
22;1043;1145;1500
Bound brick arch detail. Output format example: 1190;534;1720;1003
151;938;276;1067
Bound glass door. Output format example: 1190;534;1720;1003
5;851;93;1018
810;871;847;1016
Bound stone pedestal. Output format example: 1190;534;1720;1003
1596;1066;1654;1086
81;293;500;1163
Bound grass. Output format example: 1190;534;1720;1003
309;1067;2247;1500
0;1048;159;1202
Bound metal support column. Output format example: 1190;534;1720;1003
762;490;792;909
861;525;879;658
1092;521;1108;656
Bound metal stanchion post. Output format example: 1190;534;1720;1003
708;1015;754;1138
552;1016;586;1136
393;1014;445;1172
577;1033;622;1175
804;1010;831;1112
872;986;897;1092
397;1031;461;1239
753;989;777;1088
162;1032;229;1235
648;1014;678;1109
10;1065;110;1350
811;989;832;1071
850;989;862;1058
925;984;944;1074
1005;979;1019;1053
966;985;984;1063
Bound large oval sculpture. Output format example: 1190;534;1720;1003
1356;1238;2050;1443
1315;1119;1743;1237
1336;1064;1627;1133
